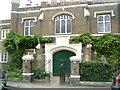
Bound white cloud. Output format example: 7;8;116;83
0;0;11;20
0;0;51;20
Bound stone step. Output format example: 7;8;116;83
50;76;60;83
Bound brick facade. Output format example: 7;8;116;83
0;0;120;73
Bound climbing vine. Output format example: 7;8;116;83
69;33;97;45
3;30;55;71
70;33;120;66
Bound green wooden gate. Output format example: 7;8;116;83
53;50;76;76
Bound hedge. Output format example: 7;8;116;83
80;61;112;82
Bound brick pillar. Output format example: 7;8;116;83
85;44;92;61
35;43;45;71
69;56;81;86
22;55;34;82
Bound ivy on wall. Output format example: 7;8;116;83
3;30;55;71
70;33;120;66
69;33;97;45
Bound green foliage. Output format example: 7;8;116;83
32;68;48;79
110;63;120;75
69;32;97;45
69;36;80;44
6;69;22;80
3;31;21;53
70;33;120;65
3;30;55;71
80;61;112;82
94;33;120;64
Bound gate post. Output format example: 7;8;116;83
69;56;81;86
22;54;34;82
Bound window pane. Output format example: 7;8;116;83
55;15;72;34
61;15;64;19
64;15;67;19
25;27;29;35
105;15;110;21
1;53;3;61
67;20;71;33
6;29;9;34
61;20;65;33
30;21;34;26
98;16;103;21
98;22;104;32
2;30;5;38
25;22;29;26
30;27;34;35
4;53;7;61
56;20;60;33
105;22;110;32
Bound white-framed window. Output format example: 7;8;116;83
0;52;8;63
55;15;72;34
97;14;111;33
1;29;9;39
24;20;34;36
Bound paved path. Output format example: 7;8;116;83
7;81;111;89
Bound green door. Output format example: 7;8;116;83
53;50;76;76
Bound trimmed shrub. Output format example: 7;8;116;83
80;61;112;82
6;69;22;80
32;68;47;79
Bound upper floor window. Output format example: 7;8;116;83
0;52;8;63
55;15;72;34
24;20;34;36
1;29;9;39
97;14;111;33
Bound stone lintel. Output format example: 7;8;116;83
22;55;34;60
69;75;80;78
70;56;81;62
22;73;34;76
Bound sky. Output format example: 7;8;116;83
0;0;51;20
0;0;11;20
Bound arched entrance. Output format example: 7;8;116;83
53;50;76;76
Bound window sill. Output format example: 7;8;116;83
24;35;34;36
55;33;72;35
98;32;111;34
0;62;7;64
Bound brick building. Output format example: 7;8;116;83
0;0;120;76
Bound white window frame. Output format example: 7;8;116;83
24;20;35;36
94;10;115;18
21;17;37;23
55;15;72;34
0;52;8;63
1;29;10;39
97;14;111;33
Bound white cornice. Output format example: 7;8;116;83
18;5;40;9
42;34;80;37
11;10;41;14
88;3;118;8
11;4;88;14
0;23;11;26
40;4;88;11
43;33;120;37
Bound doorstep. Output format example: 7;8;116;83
80;81;112;87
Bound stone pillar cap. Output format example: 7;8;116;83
70;56;81;61
22;55;34;60
11;0;20;4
